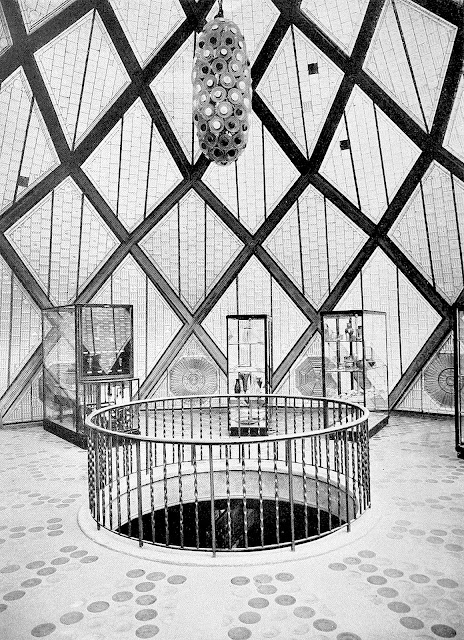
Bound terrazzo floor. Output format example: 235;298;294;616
0;414;463;640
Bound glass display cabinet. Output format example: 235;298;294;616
42;304;137;446
226;314;272;435
321;310;388;412
454;309;464;458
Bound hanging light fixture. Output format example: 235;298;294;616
192;0;251;166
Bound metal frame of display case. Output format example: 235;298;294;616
454;309;464;458
42;304;135;447
226;314;272;435
321;310;389;414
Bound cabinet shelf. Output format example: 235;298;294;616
322;310;389;412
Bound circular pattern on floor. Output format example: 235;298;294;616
239;611;261;624
146;572;165;581
60;611;84;625
135;582;156;592
231;577;249;586
135;624;159;638
400;617;424;630
135;609;158;621
136;595;157;606
87;601;109;613
275;595;296;606
248;597;269;609
294;606;315;619
430;624;457;637
31;623;56;637
313;618;337;632
388;601;411;613
228;627;252;639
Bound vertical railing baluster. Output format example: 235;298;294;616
163;443;169;546
241;443;248;549
209;444;216;557
258;443;264;548
287;438;295;551
344;429;351;532
108;433;113;531
178;444;184;549
335;430;341;527
94;431;101;530
315;432;320;536
225;443;232;550
302;431;308;539
192;444;200;549
325;432;332;530
149;440;155;544
136;439;143;547
365;420;371;507
273;440;280;545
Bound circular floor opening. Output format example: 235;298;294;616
120;499;345;550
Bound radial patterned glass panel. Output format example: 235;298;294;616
83;98;183;230
257;26;343;157
35;10;130;147
396;335;454;414
6;177;118;305
91;256;183;382
141;190;243;310
202;115;299;231
0;68;59;214
168;335;219;397
109;0;184;66
202;256;310;369
301;0;369;53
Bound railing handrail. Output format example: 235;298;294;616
85;394;369;446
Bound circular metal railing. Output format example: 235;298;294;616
85;395;370;555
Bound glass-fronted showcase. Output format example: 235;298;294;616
226;315;272;435
42;304;137;446
321;311;388;412
454;309;464;458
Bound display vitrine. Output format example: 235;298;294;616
454;309;464;458
42;304;136;446
226;314;272;435
321;311;388;412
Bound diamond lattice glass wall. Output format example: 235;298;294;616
0;0;463;418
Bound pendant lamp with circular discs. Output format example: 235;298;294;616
192;1;251;165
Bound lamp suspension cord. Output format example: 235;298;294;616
216;0;223;18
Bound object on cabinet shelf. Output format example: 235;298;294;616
321;310;389;412
226;314;272;435
42;304;136;444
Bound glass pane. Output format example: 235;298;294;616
42;307;77;432
79;305;133;379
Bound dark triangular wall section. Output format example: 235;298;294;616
0;0;463;423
